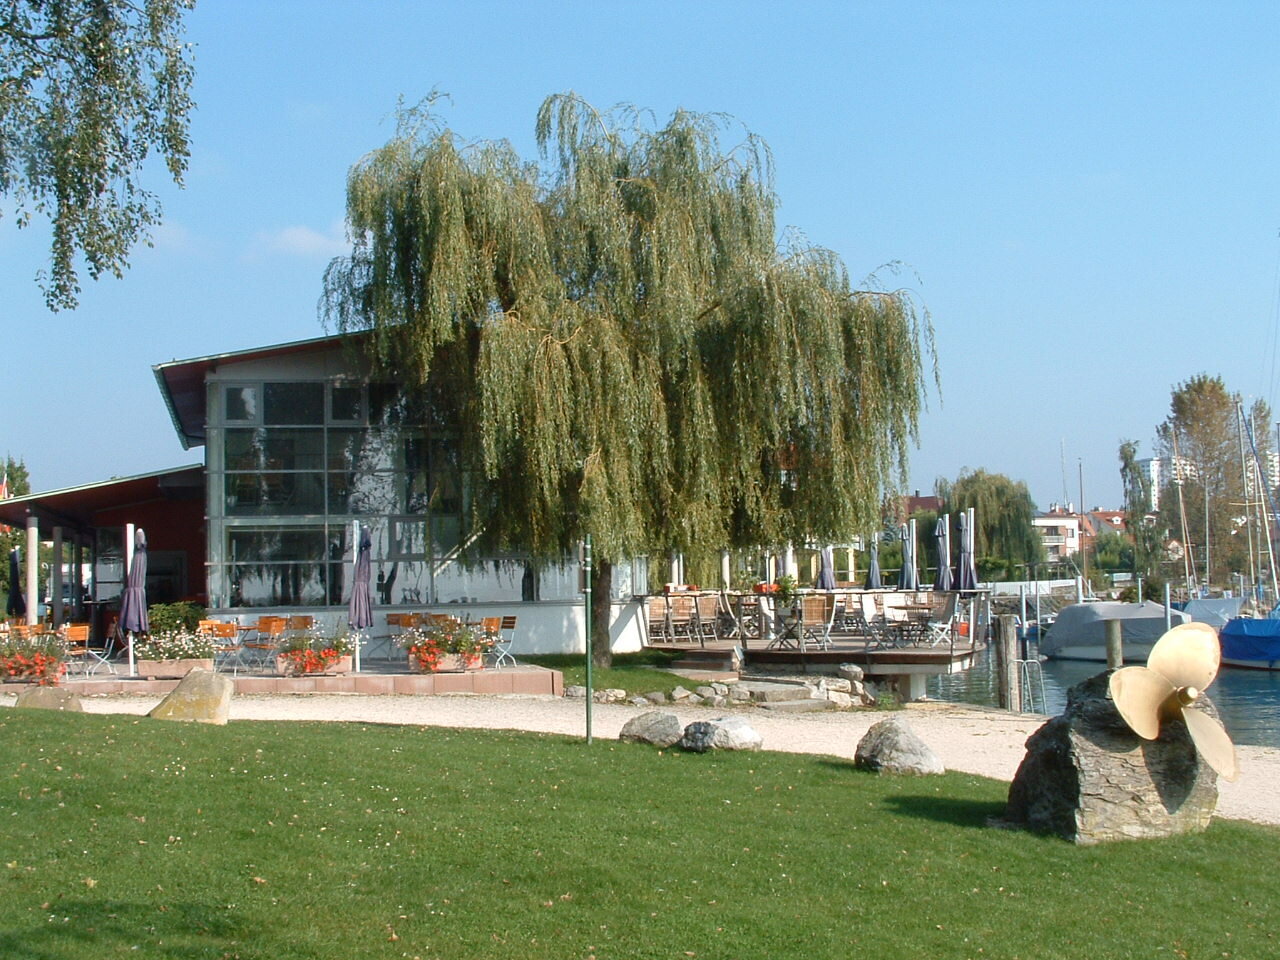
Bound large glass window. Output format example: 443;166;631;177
208;377;577;609
264;382;324;425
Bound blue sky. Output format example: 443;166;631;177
3;1;1279;510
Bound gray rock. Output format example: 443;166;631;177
629;696;653;707
728;686;753;702
565;685;587;699
818;677;853;694
669;686;692;701
855;716;944;775
644;691;667;704
605;687;627;702
14;686;84;712
147;669;233;725
619;711;684;747
695;686;718;699
838;664;865;683
1003;672;1219;844
826;691;854;709
711;682;730;696
679;715;764;752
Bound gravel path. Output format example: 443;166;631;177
10;690;1276;827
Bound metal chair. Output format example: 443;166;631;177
490;615;518;668
63;623;114;676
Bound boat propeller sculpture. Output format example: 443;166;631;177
1109;622;1238;782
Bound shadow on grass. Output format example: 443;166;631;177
881;793;1009;828
0;900;246;959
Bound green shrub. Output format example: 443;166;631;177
146;601;206;634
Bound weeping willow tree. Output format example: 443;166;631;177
936;469;1042;579
322;93;933;664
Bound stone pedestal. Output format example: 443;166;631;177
1003;673;1219;844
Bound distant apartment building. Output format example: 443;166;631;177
1033;505;1081;560
1136;456;1199;511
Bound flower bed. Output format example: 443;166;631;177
401;620;492;672
134;628;217;662
276;631;360;675
135;658;214;679
0;630;65;685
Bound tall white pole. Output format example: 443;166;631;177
24;514;38;626
352;519;362;673
125;522;136;677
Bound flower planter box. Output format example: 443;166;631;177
135;658;214;679
409;653;485;673
275;654;353;677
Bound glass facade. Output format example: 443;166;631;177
205;373;637;609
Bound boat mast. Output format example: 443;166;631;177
1237;401;1259;606
1243;410;1280;605
1171;431;1197;597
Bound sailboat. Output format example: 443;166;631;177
1219;403;1280;670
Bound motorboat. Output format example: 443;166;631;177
1038;601;1189;663
1220;616;1280;670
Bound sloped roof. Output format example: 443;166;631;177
152;332;361;449
0;465;203;536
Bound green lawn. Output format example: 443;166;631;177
1;707;1275;959
522;650;699;697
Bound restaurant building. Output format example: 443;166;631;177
1;333;647;655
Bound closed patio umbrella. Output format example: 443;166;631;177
864;539;882;590
933;515;953;592
956;508;978;592
119;528;148;675
898;521;919;591
6;548;25;618
348;526;373;670
816;546;836;590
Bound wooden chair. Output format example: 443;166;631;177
241;616;287;670
799;594;836;650
204;621;246;672
646;597;669;643
667;595;696;642
286;614;315;639
692;594;720;645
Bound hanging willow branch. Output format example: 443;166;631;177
321;92;934;569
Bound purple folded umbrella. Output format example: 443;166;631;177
118;528;149;634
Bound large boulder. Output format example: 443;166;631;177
619;711;684;747
15;686;84;712
147;669;233;725
855;716;944;775
679;715;763;753
1003;672;1218;844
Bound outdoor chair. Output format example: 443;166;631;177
286;614;314;639
490;615;518;669
204;621;246;673
62;623;114;676
799;594;836;650
692;594;721;645
666;595;696;642
924;593;960;647
241;616;287;671
646;597;669;643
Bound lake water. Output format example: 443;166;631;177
926;644;1280;749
